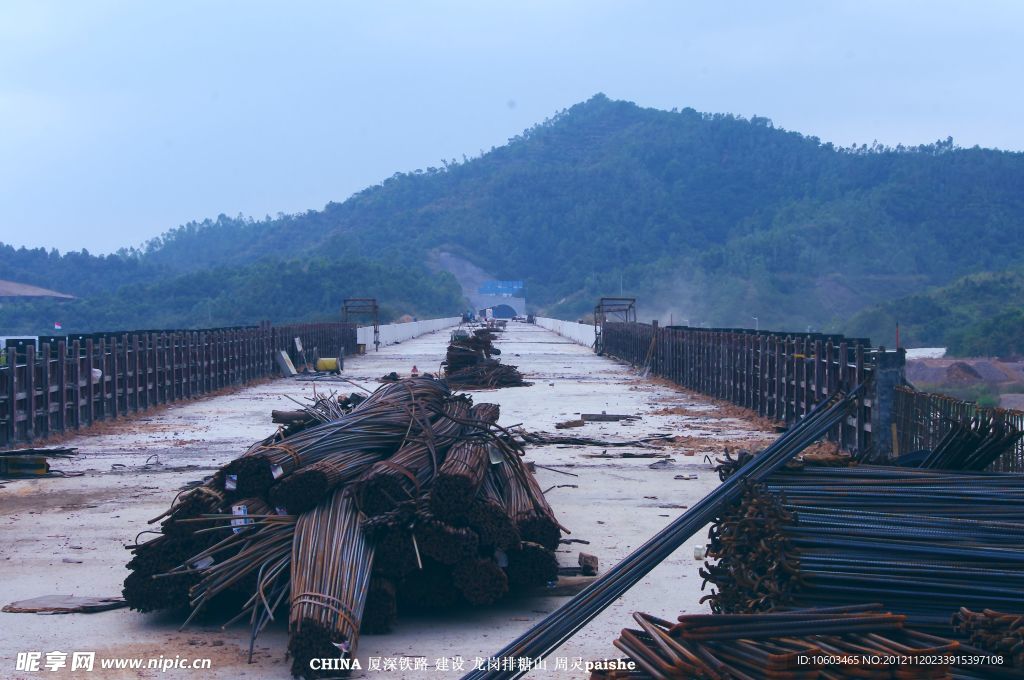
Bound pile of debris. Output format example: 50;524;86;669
122;377;565;677
443;327;530;388
591;605;1010;679
700;465;1024;631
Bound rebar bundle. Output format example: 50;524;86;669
370;526;420;578
398;558;461;611
953;607;1024;668
446;363;531;389
590;605;1006;680
414;513;481;565
442;332;529;388
920;413;1023;470
225;378;451;496
491;453;564;550
700;465;1024;631
453;558;509;606
431;440;491;521
471;402;501;424
122;377;567;678
268;451;380;514
358;444;562;611
354;397;472;516
466;470;522;551
506;542;558;589
289;491;373;678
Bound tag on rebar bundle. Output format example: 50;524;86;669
276;506;289;516
271;464;284;479
225;474;237;491
488;447;504;465
189;556;214;570
231;504;253;533
493;548;509;568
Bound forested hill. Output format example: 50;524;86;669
847;269;1024;357
3;94;1024;337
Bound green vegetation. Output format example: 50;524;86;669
2;94;1023;337
846;270;1024;357
0;259;463;335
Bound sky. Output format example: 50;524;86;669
1;1;1022;254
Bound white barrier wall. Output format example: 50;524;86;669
534;317;595;347
356;317;461;348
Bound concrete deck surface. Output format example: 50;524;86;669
0;322;775;679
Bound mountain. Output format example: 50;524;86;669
0;258;464;334
846;269;1024;357
2;94;1023;335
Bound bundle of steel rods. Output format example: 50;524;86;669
590;605;1012;680
361;448;564;611
465;470;522;550
224;378;451;496
271;391;367;437
446;363;531;389
288;491;373;678
122;376;567;678
268;451;381;514
920;413;1023;470
442;331;529;388
431;440;493;521
700;465;1024;632
464;387;864;680
353;397;472;516
953;607;1024;668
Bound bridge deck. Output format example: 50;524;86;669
0;322;775;678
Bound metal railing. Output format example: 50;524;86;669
0;321;356;447
894;385;1024;472
599;322;904;457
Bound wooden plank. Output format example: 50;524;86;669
855;343;866;453
773;337;783;421
170;332;178;401
85;339;95;426
56;341;67;434
40;343;52;438
838;341;849;448
110;337;119;420
119;335;127;412
813;339;824;410
96;338;107;421
132;334;140;412
157;333;165;404
147;332;156;407
24;344;35;442
796;336;805;416
71;340;82;430
756;334;765;415
186;332;193;398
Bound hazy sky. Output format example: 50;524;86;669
2;1;1022;254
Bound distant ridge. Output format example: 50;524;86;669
2;94;1023;345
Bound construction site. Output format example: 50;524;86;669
2;307;1023;679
